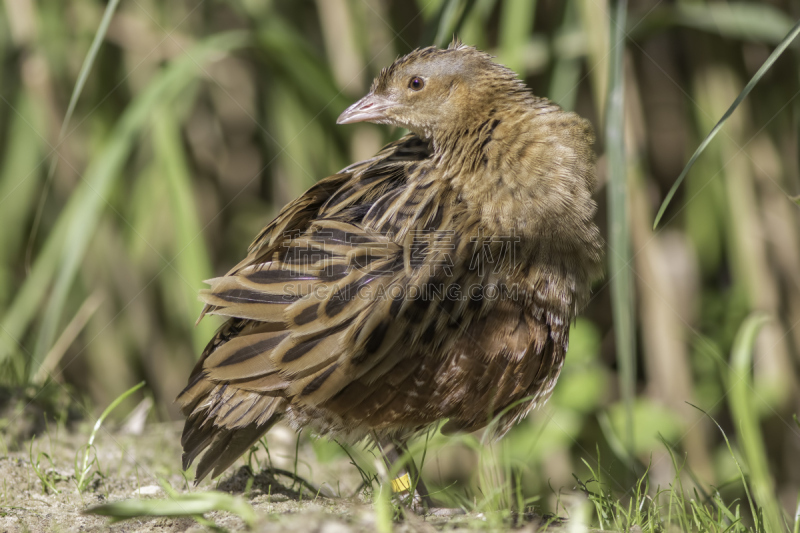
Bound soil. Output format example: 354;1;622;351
0;419;548;532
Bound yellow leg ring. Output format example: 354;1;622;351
391;473;411;493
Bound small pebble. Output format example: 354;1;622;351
319;521;351;533
133;485;162;496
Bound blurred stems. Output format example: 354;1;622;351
12;31;249;380
693;65;793;409
548;1;581;110
457;0;497;50
497;0;536;75
360;0;396;70
630;157;714;482
29;0;123;376
0;94;46;380
269;81;327;207
577;0;610;122
750;133;800;374
153;108;216;355
629;3;796;47
605;0;635;465
315;0;363;97
0;94;45;306
25;0;120;285
256;20;349;120
425;0;479;48
0;218;65;375
622;40;713;482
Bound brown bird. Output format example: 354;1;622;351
177;39;603;505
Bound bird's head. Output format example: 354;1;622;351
337;39;527;141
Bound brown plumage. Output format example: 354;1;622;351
177;39;603;487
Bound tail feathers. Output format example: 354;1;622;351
181;415;216;470
183;414;283;484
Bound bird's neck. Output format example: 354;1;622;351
436;104;590;230
436;106;603;315
427;93;543;174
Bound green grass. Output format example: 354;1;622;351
605;0;636;469
74;380;144;493
23;313;798;530
86;483;257;529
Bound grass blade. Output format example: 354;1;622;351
605;0;636;466
727;312;784;533
59;0;121;142
88;381;145;450
85;491;256;527
653;18;800;228
32;291;103;384
75;381;145;492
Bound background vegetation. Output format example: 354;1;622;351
0;0;798;529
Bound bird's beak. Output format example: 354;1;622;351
337;93;397;125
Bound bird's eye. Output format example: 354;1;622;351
409;77;425;91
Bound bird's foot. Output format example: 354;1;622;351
397;490;465;516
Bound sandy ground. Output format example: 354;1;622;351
0;420;548;532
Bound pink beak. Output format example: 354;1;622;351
337;93;398;125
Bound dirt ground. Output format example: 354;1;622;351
0;417;549;532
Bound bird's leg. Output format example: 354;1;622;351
374;434;434;512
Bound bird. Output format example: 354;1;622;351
176;38;603;506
